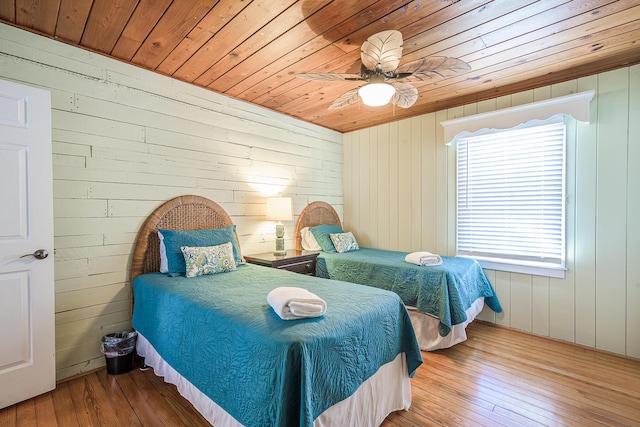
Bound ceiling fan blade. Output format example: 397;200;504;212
296;73;364;82
360;30;403;73
390;82;418;108
328;87;361;110
394;56;471;82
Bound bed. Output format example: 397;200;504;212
130;195;423;427
294;201;502;351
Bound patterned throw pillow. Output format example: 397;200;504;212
329;231;360;253
159;226;242;275
181;242;238;278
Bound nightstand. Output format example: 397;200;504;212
244;250;319;276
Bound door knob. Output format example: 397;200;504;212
20;249;49;260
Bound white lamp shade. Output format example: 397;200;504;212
358;83;396;107
266;197;293;221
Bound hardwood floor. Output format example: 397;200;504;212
2;322;639;426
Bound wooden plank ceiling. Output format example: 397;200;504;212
1;0;639;133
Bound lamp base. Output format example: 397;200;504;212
274;235;286;256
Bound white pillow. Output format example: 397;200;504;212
159;230;168;273
300;227;322;251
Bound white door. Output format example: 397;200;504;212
0;79;55;408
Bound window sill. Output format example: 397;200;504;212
459;256;566;279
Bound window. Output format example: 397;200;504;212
456;118;566;277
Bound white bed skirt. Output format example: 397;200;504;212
136;333;412;427
408;297;485;351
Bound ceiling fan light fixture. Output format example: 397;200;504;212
297;30;469;111
358;83;396;107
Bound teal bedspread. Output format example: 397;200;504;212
316;248;502;336
132;264;422;427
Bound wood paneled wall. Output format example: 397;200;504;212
344;66;640;359
0;24;342;380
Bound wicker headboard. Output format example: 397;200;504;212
130;195;241;281
294;201;342;251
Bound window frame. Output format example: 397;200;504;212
441;92;594;278
455;115;567;278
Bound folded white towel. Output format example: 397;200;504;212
267;287;327;320
405;251;443;266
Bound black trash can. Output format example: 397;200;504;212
101;331;138;375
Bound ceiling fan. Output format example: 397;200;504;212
296;30;471;110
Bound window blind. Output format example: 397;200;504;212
456;121;566;268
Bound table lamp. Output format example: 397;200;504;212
266;197;293;256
